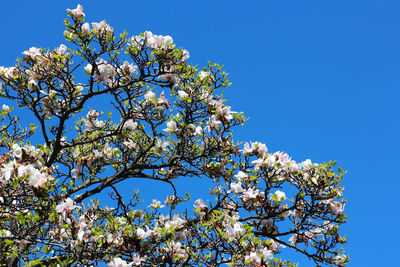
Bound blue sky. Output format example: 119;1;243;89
1;0;399;266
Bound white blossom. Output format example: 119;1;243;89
178;90;189;98
2;104;10;112
193;199;207;210
262;248;274;259
84;64;92;74
81;22;91;35
198;71;209;81
149;199;165;209
67;4;85;19
245;252;261;265
227;181;244;194
144;91;156;102
108;257;131;267
163;120;177;134
57;44;67;55
11;144;23;159
270;190;286;203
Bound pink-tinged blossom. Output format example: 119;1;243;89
242;141;268;157
163;120;177;134
121;61;138;74
74;85;84;96
269;239;286;252
245;252;261;265
251;158;264;170
122;119;137;131
24;144;37;156
57;44;67;55
122;140;136;149
210;185;222;196
144;31;174;50
92;20;113;34
213;100;235;122
219;105;234;121
1;67;19;80
304;231;317;240
149;199;165;209
164;195;177;206
107;257;131;267
18;165;33;178
145;226;158;238
67;4;85;19
144;91;156;102
181;49;190;62
84;110;104;131
167;214;186;229
95;59;116;85
274;151;290;165
242;142;253;156
309;226;323;236
56;197;78;221
241;187;262;203
2;104;9;112
201;89;213;104
227;181;244;194
225;222;244;239
331;201;344;215
301;159;313;171
321;199;345;215
131;254;145;266
131;35;144;48
26;166;50;188
77;215;88;241
0;161;15;181
23;47;41;60
11;144;23;159
206;116;221;131
193;199;207;210
81;22;90;35
156;91;171;108
289;161;300;173
164;241;187;259
252;142;268;157
86;109;99;120
28;79;37;88
262;248;274;259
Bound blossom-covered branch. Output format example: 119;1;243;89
0;4;348;266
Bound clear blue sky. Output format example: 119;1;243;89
1;1;399;266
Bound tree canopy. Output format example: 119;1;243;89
0;4;348;266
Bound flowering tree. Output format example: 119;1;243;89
0;4;348;267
